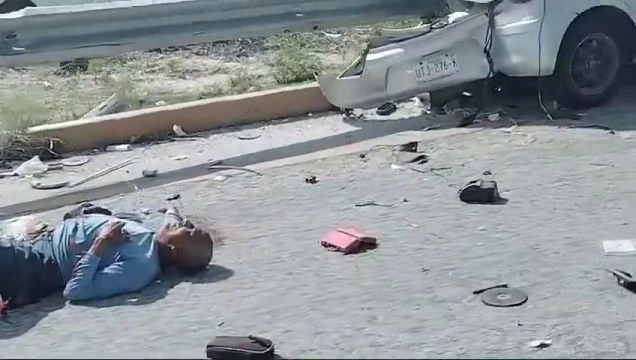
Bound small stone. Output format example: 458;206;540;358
528;339;552;349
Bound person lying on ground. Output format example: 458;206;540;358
0;207;214;309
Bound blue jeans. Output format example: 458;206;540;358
0;234;64;309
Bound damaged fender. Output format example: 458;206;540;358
316;9;494;109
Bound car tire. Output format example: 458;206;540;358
551;15;624;108
0;0;36;14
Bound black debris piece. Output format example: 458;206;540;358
376;101;397;116
167;193;181;201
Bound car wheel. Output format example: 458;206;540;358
552;16;623;108
0;0;36;13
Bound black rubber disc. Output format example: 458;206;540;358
481;287;528;307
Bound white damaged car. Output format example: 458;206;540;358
317;0;636;109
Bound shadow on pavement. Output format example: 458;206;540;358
0;264;233;339
75;264;234;309
0;294;65;340
2;69;636;219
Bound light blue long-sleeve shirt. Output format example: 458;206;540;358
51;214;161;301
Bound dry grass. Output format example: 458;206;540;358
0;19;425;154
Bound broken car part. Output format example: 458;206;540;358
67;157;135;188
376;101;397;116
318;0;630;110
142;169;158;177
30;180;69;190
317;1;497;109
481;287;528;307
60;156;90;167
604;268;636;292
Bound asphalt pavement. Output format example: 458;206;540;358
2;122;636;358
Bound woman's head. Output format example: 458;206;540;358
156;219;214;275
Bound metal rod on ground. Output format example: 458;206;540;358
67;157;135;188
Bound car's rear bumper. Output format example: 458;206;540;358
317;12;492;109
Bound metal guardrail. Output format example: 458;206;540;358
0;0;441;67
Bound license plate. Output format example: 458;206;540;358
414;53;459;82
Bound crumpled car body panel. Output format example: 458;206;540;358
316;11;492;109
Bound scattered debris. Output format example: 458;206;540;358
321;228;377;254
30;180;69;190
402;197;409;202
528;339;552;349
376;101;397;116
422;124;441;131
602;239;636;256
217;321;225;327
322;31;342;38
167;193;181;201
172;155;189;161
473;283;508;295
456;109;479;127
60;156;90;167
14;155;48;177
480;287;528;307
458;171;506;204
399;141;419;153
567;124;615;134
0;171;15;179
342;108;365;120
236;131;262;140
213;175;228;182
140;208;152;215
142;169;159;178
172;124;189;137
105;144;133;152
396;152;429;165
82;93;121;119
46;163;63;171
68;157;135;188
421;267;429;273
604;268;636;291
304;175;318;184
354;201;394;208
208;164;263;176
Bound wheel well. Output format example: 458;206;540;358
559;6;636;62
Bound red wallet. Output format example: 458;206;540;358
321;228;377;254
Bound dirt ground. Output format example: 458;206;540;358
0;21;427;131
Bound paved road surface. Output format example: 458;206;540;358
2;124;636;358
